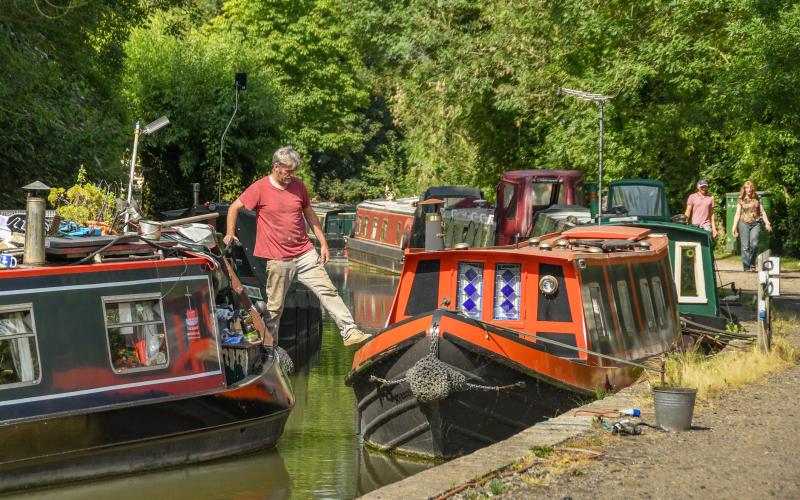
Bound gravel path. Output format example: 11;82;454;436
502;360;800;499
469;258;800;500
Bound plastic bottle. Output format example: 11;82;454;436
620;408;641;417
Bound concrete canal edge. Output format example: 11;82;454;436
361;383;650;500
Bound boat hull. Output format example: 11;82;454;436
347;237;404;274
349;311;640;460
0;357;293;492
352;335;580;459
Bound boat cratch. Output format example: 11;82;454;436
0;215;294;491
346;225;680;460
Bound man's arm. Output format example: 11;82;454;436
303;205;329;263
223;198;244;246
684;197;693;220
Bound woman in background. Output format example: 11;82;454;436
732;181;772;272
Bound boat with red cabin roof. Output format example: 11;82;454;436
0;205;294;491
346;225;680;459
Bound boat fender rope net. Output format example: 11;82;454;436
369;336;525;403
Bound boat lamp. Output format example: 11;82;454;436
539;275;559;296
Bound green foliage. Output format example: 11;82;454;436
344;0;800;254
47;166;118;226
123;8;285;213
530;445;554;459
0;0;179;209
2;0;799;256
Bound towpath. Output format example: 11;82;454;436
362;259;800;499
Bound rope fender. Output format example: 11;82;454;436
368;335;525;403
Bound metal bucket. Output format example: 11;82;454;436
138;220;162;240
653;387;697;431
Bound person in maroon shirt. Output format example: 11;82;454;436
223;146;371;346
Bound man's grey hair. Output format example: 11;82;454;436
273;146;302;169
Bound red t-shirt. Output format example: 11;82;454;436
239;176;313;259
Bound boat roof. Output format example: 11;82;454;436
561;225;651;241
357;196;418;215
608;179;666;188
420;186;482;201
501;170;583;183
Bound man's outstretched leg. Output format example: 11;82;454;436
295;249;371;346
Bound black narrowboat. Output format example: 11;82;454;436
0;230;294;491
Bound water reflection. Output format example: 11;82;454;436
7;452;291;500
6;263;427;500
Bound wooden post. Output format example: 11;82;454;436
756;250;771;353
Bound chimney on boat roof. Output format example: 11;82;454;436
22;181;50;266
421;198;445;251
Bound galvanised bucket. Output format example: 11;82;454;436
653;387;697;431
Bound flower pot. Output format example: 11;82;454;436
652;387;697;431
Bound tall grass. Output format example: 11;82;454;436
646;315;799;401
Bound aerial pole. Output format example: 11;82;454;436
557;87;616;224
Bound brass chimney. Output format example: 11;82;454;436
22;181;50;266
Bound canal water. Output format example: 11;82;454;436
10;262;433;500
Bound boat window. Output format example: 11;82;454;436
404;259;441;316
371;217;378;239
457;262;484;319
531;182;554;206
616;280;636;336
582;282;614;354
500;183;516;220
103;294;168;373
353;216;359;234
675;242;707;304
651;276;668;328
493;263;521;320
380;219;388;241
0;305;41;388
638;278;657;333
396;222;402;243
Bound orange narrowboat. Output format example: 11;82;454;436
346;225;680;460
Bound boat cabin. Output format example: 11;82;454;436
382;225;678;366
495;170;585;245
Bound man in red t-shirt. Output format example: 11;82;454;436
223;146;371;346
684;179;717;238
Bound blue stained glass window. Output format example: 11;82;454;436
494;263;521;320
457;262;484;319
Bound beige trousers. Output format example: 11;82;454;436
264;249;356;340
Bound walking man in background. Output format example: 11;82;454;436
223;146;371;346
684;179;717;237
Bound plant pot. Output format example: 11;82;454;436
652;387;697;431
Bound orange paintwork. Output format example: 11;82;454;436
562;225;651;240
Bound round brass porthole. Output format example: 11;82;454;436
539;275;559;296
